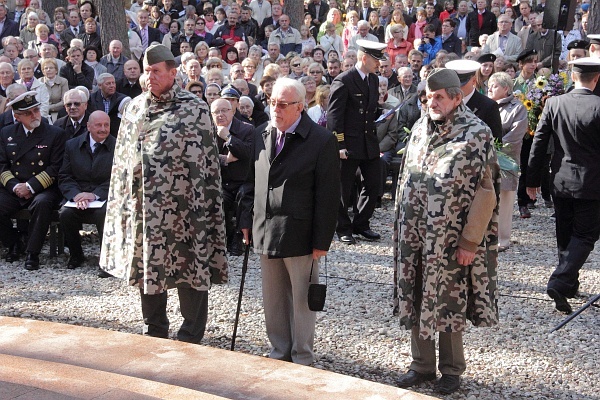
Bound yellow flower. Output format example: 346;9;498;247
524;99;533;110
535;78;547;89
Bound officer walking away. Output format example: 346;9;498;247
527;58;600;314
327;39;387;245
0;91;65;270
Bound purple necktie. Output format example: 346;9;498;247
275;132;285;156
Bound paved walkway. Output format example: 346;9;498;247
0;317;434;399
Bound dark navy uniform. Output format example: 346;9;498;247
327;66;381;238
528;86;600;305
0;121;65;255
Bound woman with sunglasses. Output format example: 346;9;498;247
186;80;205;101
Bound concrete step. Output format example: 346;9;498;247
0;316;435;399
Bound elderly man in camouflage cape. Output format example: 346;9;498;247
100;44;228;344
394;68;500;394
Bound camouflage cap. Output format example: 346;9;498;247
426;68;460;92
143;44;175;66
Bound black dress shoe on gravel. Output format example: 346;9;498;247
97;269;114;278
24;253;40;271
437;374;461;394
354;229;381;240
67;255;85;269
339;235;356;245
227;232;245;256
519;206;531;218
397;370;436;388
547;288;572;314
6;243;22;262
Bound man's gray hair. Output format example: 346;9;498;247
273;77;306;103
357;20;369;29
488;72;513;95
63;88;88;103
6;83;27;101
181;52;197;65
397;66;412;75
446;86;463;100
96;73;115;85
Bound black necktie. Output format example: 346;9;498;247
93;142;100;154
364;75;370;97
73;121;79;132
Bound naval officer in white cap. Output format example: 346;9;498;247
527;57;600;315
327;39;388;245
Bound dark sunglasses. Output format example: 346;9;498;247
191;90;202;95
65;102;82;107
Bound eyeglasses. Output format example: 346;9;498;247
209;64;222;69
204;13;213;16
211;108;232;115
269;100;301;109
65;102;82;107
190;90;202;95
292;63;301;67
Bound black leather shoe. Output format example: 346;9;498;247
519;206;531;218
6;242;21;262
339;235;356;245
547;288;572;314
397;370;436;388
97;269;114;278
227;232;245;256
437;374;461;394
67;254;85;269
354;229;381;240
24;253;40;271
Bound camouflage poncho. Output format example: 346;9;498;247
100;84;228;294
395;103;500;340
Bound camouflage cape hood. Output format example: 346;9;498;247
99;84;228;294
394;103;500;340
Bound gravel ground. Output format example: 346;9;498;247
1;197;598;400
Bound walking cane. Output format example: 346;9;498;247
231;243;250;351
550;293;600;333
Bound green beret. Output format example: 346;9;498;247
426;68;461;92
143;44;175;67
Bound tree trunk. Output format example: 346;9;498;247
284;2;304;35
42;0;64;20
96;0;131;58
590;1;600;36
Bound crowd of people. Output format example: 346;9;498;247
0;0;599;396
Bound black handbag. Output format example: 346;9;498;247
308;257;327;312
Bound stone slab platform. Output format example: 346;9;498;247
0;317;435;399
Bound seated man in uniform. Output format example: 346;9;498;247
0;91;65;270
58;111;115;276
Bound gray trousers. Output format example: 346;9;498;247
409;257;466;376
140;287;208;344
260;254;317;365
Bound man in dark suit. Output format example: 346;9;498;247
0;92;65;270
327;40;387;244
54;89;90;140
525;15;562;70
527;58;600;315
116;60;143;99
88;73;131;136
308;0;329;27
58;111;115;272
60;11;83;55
446;59;502;140
241;77;339;366
135;9;162;52
258;2;282;43
0;5;20;51
210;98;253;256
466;0;497;47
359;0;375;21
441;18;462;56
